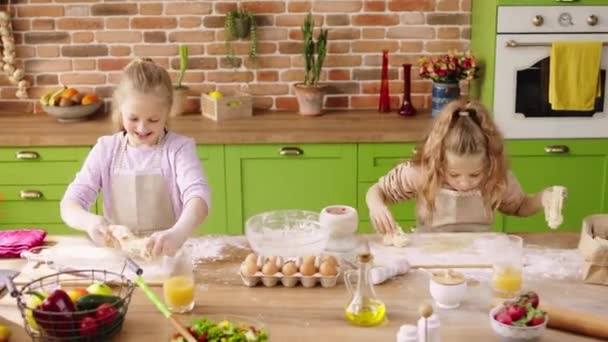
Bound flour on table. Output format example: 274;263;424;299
186;235;249;262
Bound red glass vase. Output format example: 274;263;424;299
398;63;416;116
378;50;390;112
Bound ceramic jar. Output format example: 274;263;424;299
319;205;358;252
428;269;467;309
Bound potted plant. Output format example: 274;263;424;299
419;50;478;116
294;13;328;116
224;9;258;68
170;45;189;117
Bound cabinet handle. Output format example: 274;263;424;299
20;190;43;199
279;147;303;156
544;145;569;154
15;151;40;160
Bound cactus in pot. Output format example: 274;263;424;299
170;45;189;117
294;13;328;116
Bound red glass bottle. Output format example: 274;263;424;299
378;50;390;112
398;63;416;116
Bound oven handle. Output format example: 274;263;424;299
544;145;570;154
506;40;608;48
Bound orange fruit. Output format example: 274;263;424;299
61;88;79;99
81;93;99;105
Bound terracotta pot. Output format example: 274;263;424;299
170;87;188;117
294;84;327;116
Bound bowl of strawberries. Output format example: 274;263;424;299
489;291;548;342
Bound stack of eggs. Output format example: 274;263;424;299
239;253;340;288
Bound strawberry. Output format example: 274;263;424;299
495;312;513;325
527;314;545;326
197;333;208;342
506;304;526;321
516;291;540;309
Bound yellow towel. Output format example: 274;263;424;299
549;41;602;111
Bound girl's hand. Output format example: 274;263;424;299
85;216;115;247
369;203;398;235
146;227;190;257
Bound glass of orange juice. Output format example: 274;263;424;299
163;246;195;313
490;235;523;298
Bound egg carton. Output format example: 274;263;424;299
238;255;341;288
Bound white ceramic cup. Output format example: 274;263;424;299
319;205;358;252
429;277;467;309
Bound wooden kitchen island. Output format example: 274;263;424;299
0;233;606;342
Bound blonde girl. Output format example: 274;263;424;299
366;100;565;233
61;58;210;256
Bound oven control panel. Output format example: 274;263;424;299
498;6;607;33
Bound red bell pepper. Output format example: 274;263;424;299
31;289;78;338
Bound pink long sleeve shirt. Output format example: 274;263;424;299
62;131;211;222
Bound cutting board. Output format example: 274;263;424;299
13;243;173;286
369;232;502;268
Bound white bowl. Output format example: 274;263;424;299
245;209;329;257
429;277;467;309
43;102;102;122
489;305;548;342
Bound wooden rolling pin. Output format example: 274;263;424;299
542;303;608;339
491;299;608;339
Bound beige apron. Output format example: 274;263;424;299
108;133;176;237
417;188;493;232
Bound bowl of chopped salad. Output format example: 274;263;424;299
170;315;268;342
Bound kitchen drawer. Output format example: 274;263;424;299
358;143;417;182
357;182;416;222
0;162;86;185
226;144;357;233
0;185;67;224
0;147;89;162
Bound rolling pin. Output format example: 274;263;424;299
491;299;608;339
542;303;608;340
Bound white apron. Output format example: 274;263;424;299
417;189;493;232
108;133;176;237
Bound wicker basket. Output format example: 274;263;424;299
201;91;252;121
7;266;138;341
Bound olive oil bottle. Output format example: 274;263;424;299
344;253;386;326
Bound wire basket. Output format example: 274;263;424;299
7;261;140;342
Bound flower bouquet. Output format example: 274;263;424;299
419;50;479;116
419;50;478;83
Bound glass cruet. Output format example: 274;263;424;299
344;253;386;326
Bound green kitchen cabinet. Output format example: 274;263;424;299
0;147;90;234
357;143;418;233
502;140;608;232
196;145;227;235
225;144;357;234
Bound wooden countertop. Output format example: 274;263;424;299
0;110;434;146
0;232;605;342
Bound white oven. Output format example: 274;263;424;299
494;6;608;139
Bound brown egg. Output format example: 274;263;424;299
267;256;278;265
262;262;279;275
321;256;338;267
300;262;316;276
319;261;338;276
282;261;298;276
240;261;258;276
302;255;316;265
244;253;257;265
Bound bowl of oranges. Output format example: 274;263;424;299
40;87;101;122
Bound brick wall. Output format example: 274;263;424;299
0;0;471;114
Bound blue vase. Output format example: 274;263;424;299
431;82;460;117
